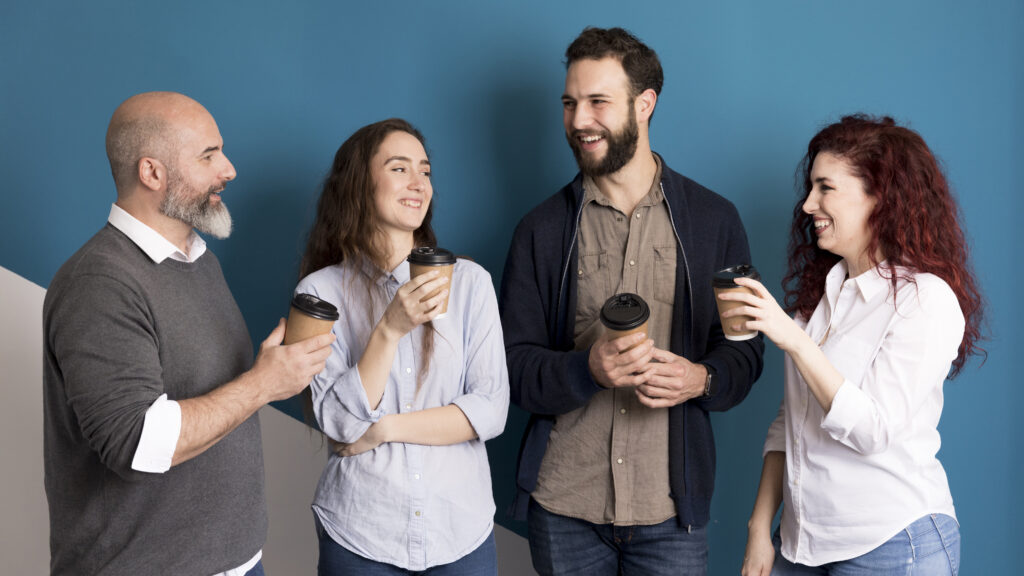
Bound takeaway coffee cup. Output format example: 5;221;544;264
407;246;456;319
600;293;650;350
713;264;761;341
283;293;340;345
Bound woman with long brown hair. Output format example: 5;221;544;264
294;118;508;575
736;115;983;575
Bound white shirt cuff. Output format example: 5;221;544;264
820;380;871;441
131;394;182;473
215;549;262;576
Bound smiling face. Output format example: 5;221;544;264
803;151;878;275
562;57;640;177
372;130;432;245
159;106;236;238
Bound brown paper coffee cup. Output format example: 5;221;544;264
284;293;340;345
408;247;457;319
600;293;651;351
713;265;760;341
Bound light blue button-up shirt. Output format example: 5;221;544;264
295;258;509;571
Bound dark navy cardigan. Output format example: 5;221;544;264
499;158;765;527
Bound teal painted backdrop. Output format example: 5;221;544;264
3;1;1020;572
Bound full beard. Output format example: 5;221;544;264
160;171;233;239
567;110;639;178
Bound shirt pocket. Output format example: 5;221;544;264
576;250;610;323
652;244;677;305
823;332;879;387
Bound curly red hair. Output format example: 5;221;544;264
784;115;985;376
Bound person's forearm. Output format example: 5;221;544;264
748;451;785;536
383;404;478;446
785;334;844;413
172;372;266;466
356;323;401;410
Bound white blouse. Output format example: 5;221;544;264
764;260;963;566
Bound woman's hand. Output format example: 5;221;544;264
331;417;391;457
379;271;449;340
741;529;776;576
718;277;805;352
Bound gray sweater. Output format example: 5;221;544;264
43;224;267;575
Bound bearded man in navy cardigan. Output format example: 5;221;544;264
499;27;764;576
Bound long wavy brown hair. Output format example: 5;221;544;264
300;119;438;424
784;114;985;376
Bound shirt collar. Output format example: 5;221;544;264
359;255;410;286
825;259;892;305
107;204;207;264
581;152;664;209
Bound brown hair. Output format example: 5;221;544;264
565;26;663;121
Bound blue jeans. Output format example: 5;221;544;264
316;522;496;576
770;514;960;575
527;498;707;575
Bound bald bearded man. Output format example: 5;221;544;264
42;92;334;576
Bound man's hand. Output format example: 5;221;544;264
173;319;334;467
250;319;335;403
634;348;706;408
588;331;655;388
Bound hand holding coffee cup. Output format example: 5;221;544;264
713;265;761;341
284;293;340;345
380;270;449;338
407;247;456;319
588;293;655;389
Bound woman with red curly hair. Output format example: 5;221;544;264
735;115;984;575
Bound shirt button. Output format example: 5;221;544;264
616;458;624;465
405;404;412;410
414;473;421;480
620;408;627;414
405;367;412;374
635;212;641;219
415;510;422;517
578;269;583;276
629;260;636;266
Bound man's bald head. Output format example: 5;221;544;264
105;92;208;194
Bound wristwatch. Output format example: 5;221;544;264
700;364;717;398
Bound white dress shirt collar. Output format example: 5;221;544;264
107;204;207;264
825;259;892;306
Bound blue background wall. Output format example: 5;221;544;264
3;1;1020;572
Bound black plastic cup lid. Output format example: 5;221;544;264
290;293;340;321
407;246;456;266
600;293;650;331
713;264;761;288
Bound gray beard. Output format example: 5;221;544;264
160;172;233;239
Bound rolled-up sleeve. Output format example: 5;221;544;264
452;271;510;442
51;274;163;480
296;274;389;444
310;358;388;444
763;399;787;456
